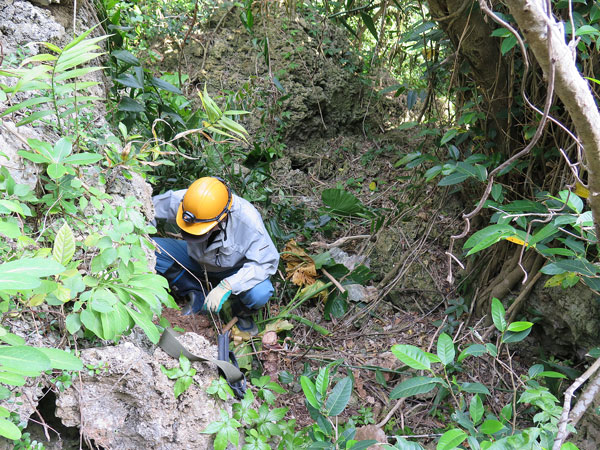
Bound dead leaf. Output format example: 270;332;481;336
282;239;317;286
264;319;294;334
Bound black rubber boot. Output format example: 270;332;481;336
231;301;259;336
162;265;206;315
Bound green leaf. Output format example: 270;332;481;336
36;348;82;370
0;417;21;440
469;395;484;425
150;77;182;94
115;73;144;89
315;366;330;401
436;428;467;450
0;258;65;290
300;376;320;410
460;382;490;395
464;224;516;255
324;377;352;416
65;313;82;334
0;346;51;374
437;333;455;366
125;305;160;344
321;189;365;216
119;97;145;112
438;171;469;186
174;376;194;398
360;12;378;41
491;298;507;332
390;376;439;399
111;49;140;65
63;152;104;165
441;128;458;145
501;327;532;343
47;163;68;179
480;419;504;434
391;344;431;371
53;222;76;265
457;344;486;362
501;35;517;54
506;321;533;332
0;371;26;386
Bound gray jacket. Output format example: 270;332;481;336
153;190;280;294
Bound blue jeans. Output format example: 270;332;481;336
153;237;273;309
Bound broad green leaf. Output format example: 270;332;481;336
491;298;507;332
480;419;504;434
125;305;160;344
65;313;82;334
0;346;50;373
53;222;76;265
115;73;144;89
506;321;533;332
80;308;103;338
390;376;439;399
437;333;455;366
63;153;104;165
391;344;431;371
360;11;378;40
441;128;458;145
464;225;516;255
52;138;72;162
321;189;365;216
438;171;469;186
0;258;65;290
0;417;21;440
501;327;532;343
324;377;352;416
528;223;558;246
501;35;517;54
538;371;567;379
150;77;181;94
47;163;68;179
36;348;82;370
300;376;320;410
457;344;486;362
111;49;140;65
315;366;330;401
437;428;467;450
469;395;484;424
0;371;26;386
118;97;145;112
460;382;490;395
0;200;24;216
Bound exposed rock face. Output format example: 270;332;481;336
0;0;64;54
55;333;222;449
526;279;600;358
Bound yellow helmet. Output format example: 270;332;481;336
176;177;233;235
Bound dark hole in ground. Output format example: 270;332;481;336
23;389;103;450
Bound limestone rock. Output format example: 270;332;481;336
55;333;227;449
526;279;600;357
0;121;42;188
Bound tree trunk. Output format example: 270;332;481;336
427;0;510;152
504;0;600;239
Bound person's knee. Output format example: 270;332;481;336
240;279;274;309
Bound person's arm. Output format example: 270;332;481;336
225;234;279;295
152;189;186;223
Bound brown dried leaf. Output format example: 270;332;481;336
282;239;317;286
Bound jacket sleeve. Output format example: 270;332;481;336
152;189;186;223
224;229;280;295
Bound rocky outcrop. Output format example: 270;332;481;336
55;333;225;449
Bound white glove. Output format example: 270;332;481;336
203;280;232;313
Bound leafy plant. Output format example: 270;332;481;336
161;354;197;399
385;298;580;449
0;27;107;134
